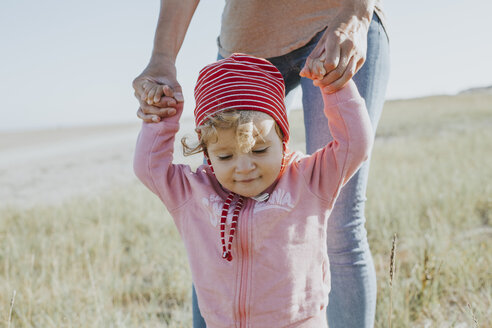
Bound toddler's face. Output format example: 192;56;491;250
207;113;283;198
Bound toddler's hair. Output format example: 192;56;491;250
182;109;284;157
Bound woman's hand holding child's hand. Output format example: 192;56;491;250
135;82;182;123
299;6;370;94
133;56;184;123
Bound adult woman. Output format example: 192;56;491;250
133;1;389;326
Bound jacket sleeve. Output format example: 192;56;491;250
133;107;194;211
297;80;374;205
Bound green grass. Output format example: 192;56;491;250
1;93;491;327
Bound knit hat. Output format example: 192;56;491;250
193;54;289;262
194;53;289;144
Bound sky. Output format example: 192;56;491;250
1;0;491;131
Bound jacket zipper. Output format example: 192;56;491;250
238;199;251;327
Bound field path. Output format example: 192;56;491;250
0;120;200;208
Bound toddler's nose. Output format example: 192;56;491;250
235;155;255;173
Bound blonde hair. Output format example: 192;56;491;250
181;109;284;157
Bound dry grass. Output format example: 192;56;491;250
1;92;491;327
0;187;192;327
388;233;397;328
369;93;492;327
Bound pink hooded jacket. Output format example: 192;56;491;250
133;81;373;327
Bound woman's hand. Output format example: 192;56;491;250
300;8;371;93
133;55;184;123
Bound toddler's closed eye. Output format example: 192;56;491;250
217;154;233;160
252;147;269;154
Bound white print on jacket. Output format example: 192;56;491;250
253;189;295;214
202;189;295;227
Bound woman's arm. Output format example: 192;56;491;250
133;0;200;123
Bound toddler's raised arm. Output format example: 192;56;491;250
133;103;195;210
298;80;373;205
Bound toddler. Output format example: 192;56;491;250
134;54;373;327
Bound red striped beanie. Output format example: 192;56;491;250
194;53;289;143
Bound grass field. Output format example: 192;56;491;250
1;93;491;327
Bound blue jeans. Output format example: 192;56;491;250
193;13;390;328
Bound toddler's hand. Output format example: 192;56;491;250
141;82;167;106
311;56;327;81
300;55;326;82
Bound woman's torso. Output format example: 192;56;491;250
218;0;387;58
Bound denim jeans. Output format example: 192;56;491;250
193;13;390;328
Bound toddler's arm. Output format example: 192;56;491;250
298;80;373;204
133;103;194;210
